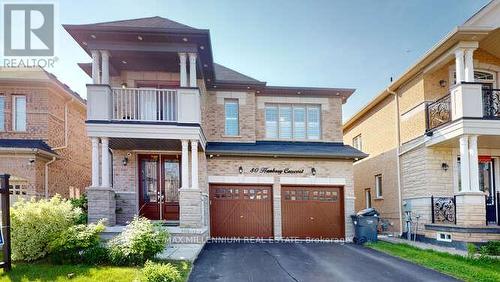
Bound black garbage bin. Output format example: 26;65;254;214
351;208;379;244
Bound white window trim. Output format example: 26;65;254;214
353;134;362;151
365;189;371;209
12;95;27;132
224;99;239;136
436;232;452;242
0;95;5;132
265;103;322;141
375;174;383;199
448;67;498;88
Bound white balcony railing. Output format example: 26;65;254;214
112;87;178;121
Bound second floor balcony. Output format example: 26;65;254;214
426;83;500;131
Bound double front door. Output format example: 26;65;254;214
139;154;180;220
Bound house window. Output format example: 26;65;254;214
375;174;383;198
436;232;452;242
353;134;362;150
224;99;239;136
265;104;321;140
365;189;372;208
13;96;26;131
0;96;4;131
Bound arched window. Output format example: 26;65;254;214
452;70;496;85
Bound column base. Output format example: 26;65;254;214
179;188;203;228
455;192;486;227
87;186;116;226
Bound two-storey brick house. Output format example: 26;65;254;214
0;68;91;200
64;17;366;241
343;0;500;247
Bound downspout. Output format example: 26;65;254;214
44;99;72;198
387;87;403;236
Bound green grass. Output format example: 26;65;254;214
366;241;500;282
0;260;191;282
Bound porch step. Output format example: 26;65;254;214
101;225;209;245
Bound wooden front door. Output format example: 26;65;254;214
210;184;273;238
281;186;344;239
138;154;180;220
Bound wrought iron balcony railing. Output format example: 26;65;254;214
426;94;451;131
431;195;456;225
482;88;500;119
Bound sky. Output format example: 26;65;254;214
12;0;493;121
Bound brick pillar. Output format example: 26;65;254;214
87;186;116;226
179;188;202;228
455;193;486;227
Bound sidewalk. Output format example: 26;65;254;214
156;243;204;261
378;235;468;257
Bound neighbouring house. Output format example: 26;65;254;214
0;67;91;201
343;0;500;247
64;16;366;242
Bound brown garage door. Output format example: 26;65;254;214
282;186;344;239
210;184;273;238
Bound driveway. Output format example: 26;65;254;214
189;242;458;282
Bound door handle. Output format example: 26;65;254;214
310;217;314;220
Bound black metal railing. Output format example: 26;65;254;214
426;94;451;131
483;88;500;118
431;195;456;224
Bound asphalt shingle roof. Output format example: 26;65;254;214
0;139;57;155
213;63;264;85
206;141;367;159
88;16;198;30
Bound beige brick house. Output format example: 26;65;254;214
344;0;500;247
0;68;91;200
64;17;365;242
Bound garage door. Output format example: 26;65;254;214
282;186;344;239
210;184;273;238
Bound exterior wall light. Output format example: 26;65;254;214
311;167;317;176
121;83;127;89
122;157;128;166
439;80;447;88
441;163;449;171
239;166;243;174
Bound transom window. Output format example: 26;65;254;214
224;99;239;136
265;104;321;140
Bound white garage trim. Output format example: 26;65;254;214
279;177;346;186
208;175;274;184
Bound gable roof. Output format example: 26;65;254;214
72;16;199;31
213;63;265;85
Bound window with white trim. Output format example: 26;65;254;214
353;134;362;150
0;96;5;131
265;104;321;140
13;95;26;131
375;174;383;198
224;99;239;136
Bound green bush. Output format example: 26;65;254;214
48;221;105;264
479;241;500;256
11;195;82;261
466;243;477;258
108;217;169;265
82;244;110;265
142;260;181;282
70;194;88;224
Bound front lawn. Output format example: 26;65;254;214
366;241;500;282
0;261;191;282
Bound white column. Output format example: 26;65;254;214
455;49;465;84
181;140;189;188
91;50;100;84
469;135;480;192
190;140;198;189
179;53;188;87
101;137;110;187
188;53;197;87
91;137;100;187
464;49;475;83
459;135;471;192
100;50;111;85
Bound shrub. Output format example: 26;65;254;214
70;194;88;224
108;216;169;265
143;260;181;282
82;244;110;265
479;241;500;256
11;195;82;261
48;221;105;264
466;243;477;259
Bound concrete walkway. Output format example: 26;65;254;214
156;244;204;261
379;236;468;256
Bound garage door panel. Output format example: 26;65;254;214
282;186;344;239
210;185;273;238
